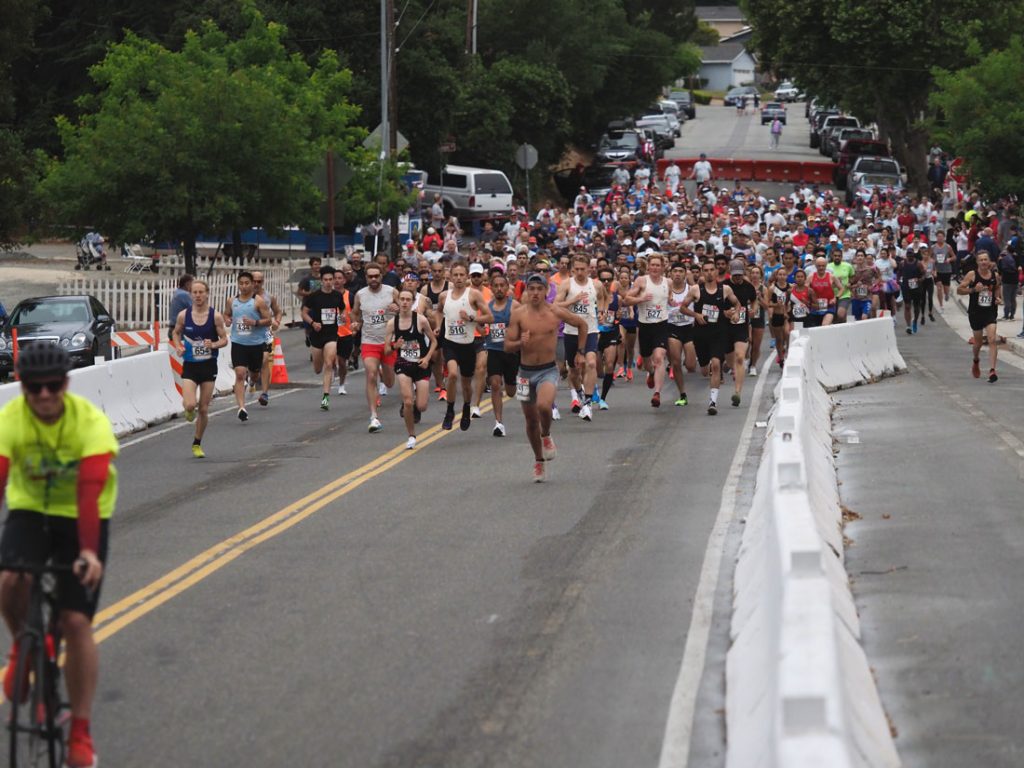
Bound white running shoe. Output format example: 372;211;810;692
406;436;416;450
368;417;383;433
471;406;482;419
337;382;347;395
533;461;547;483
551;405;561;420
579;403;592;421
493;422;506;437
542;435;557;460
378;381;388;396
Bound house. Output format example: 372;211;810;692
695;5;747;39
698;43;757;91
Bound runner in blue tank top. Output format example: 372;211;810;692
222;271;271;422
484;270;520;437
171;279;228;457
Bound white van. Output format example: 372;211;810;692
422;165;514;222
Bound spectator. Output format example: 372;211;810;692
927;156;948;189
975;227;1000;261
769;117;783;150
429;193;444;231
689;153;713;197
169;274;193;330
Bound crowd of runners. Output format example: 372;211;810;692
168;166;1023;480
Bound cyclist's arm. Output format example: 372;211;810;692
77;453;113;557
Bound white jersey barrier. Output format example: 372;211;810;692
726;332;900;768
803;317;907;391
0;352;181;437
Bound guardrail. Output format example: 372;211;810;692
726;319;905;767
657;158;837;185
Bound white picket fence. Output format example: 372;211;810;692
57;268;296;330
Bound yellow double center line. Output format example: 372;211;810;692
91;400;495;643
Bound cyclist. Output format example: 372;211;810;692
0;344;115;768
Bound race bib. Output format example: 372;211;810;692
321;308;337;324
733;307;747;324
979;290;993;307
907;278;918;290
855;285;869;299
645;305;664;321
400;341;421;361
489;323;506;342
618;307;632;320
448;321;467;337
901;225;910;234
936;252;947;264
601;310;616;326
369;310;386;325
515;375;531;401
667;306;683;325
816;298;829;310
189;339;211;359
235;319;253;335
702;304;720;322
792;303;808;319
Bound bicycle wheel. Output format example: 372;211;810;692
8;632;47;768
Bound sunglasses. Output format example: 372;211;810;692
23;379;65;394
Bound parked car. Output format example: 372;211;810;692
774;81;799;102
596;130;644;163
808;110;840;148
650;104;682;136
846;156;903;205
760;101;787;125
635;115;676;150
723;86;758;106
833;138;891;189
827;127;874;161
606;117;635;133
667;90;696;120
0;295;116;381
422;164;514;222
817;115;861;155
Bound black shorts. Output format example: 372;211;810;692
337;335;355;360
770;313;787;328
563;332;599;360
1;511;109;619
728;323;750;346
598;329;620;351
968;309;998;331
804;314;824;328
443;340;479;378
637;322;669;358
182;359;218;384
694;326;730;367
309;330;338;350
750;314;766;330
486;349;519;386
667;323;694;345
395;362;431;382
263;341;274;354
231;342;265;372
937;272;952;286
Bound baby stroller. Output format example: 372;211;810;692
76;232;111;270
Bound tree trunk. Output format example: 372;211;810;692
183;231;198;276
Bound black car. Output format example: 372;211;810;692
668;90;697;120
808;110;839;148
0;295;116;381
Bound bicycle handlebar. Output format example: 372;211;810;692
0;559;86;577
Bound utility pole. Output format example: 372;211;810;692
326;149;335;259
465;0;478;54
387;0;399;262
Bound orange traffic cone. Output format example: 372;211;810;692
271;337;289;384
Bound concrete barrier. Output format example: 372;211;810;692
803;318;906;390
727;333;900;768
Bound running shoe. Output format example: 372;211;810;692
646;371;655;389
406;436;417;450
580;403;592;421
749;367;759;377
551;405;561;420
708;400;718;415
258;392;269;407
988;369;998;384
368;417;383;433
597;398;609;411
460;403;472;431
674;396;688;407
651;392;661;408
533;461;547;483
732;393;741;407
4;644;28;703
237;408;249;422
769;338;776;349
922;315;928;325
471;406;482;419
493;422;506;437
542;435;557;460
912;321;918;333
614;366;625;379
66;727;97;768
626;368;634;382
320;394;329;411
184;408;196;423
378;381;388;396
972;358;981;378
413;406;422;424
438;388;448;401
434;386;441;393
337;383;347;395
906;327;912;335
191;444;205;459
442;408;454;430
571;398;581;414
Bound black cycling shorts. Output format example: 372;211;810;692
486;349;519;386
598;329;621;351
728;323;750;346
668;324;694;345
694;327;730;367
1;511;109;619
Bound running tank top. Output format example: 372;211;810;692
484;299;512;351
425;281;449;310
598;291;619;332
694;283;729;326
357;286;394;344
564;277;598;335
443;288;477;344
229;296;262;346
969;271;998;312
638;275;669;324
667;287;694;326
790;287;810;319
809;272;835;310
259;292;275;343
771;284;789;313
337;291;354;337
392;312;429;365
182;306;218;362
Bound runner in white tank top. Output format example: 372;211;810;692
436;262;493;431
622;253;671;407
352;265;399;432
554;256;608;421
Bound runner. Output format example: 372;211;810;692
504;273;588;482
383;289;438;449
334;268;356;396
681;260;740;414
437;262;493;431
251;270;282;407
421;260;450;401
666;261;696;406
932;230;956;310
223;271;272;422
747;264;767;375
848;250;878;321
826;249;854;323
623;253;671;407
555;255;607;421
767;268;790;365
351;263;400;432
595;267;621;408
301;266;345;409
483;270;520;436
171;278;229;458
0;344;115;768
900;249;925;334
807;256;842;327
957;251;1001;383
726;258;757;406
788;268;811;330
615;267;639;381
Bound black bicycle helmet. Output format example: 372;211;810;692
15;343;72;380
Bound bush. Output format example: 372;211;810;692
691;90;714;105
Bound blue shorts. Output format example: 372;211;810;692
563;332;599;359
851;299;872;319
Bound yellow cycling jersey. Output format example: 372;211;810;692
0;393;119;519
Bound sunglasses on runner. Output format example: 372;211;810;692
23;379;65;394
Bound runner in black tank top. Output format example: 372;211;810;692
958;252;1001;382
682;262;739;415
422;271;450;398
385;291;439;448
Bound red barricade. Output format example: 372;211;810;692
801;162;835;185
752;160;801;183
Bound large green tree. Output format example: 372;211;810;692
40;4;363;273
742;0;1024;194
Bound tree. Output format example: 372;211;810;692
692;20;720;46
40;4;363;273
930;37;1024;199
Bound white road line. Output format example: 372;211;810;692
657;354;773;768
118;388;301;448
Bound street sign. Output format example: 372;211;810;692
438;141;457;154
514;143;538;170
363;124;409;154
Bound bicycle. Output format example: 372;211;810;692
2;560;82;768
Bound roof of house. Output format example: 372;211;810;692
699;42;750;64
695;5;746;22
720;26;753;43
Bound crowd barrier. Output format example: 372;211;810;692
657;158;836;186
726;323;905;768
